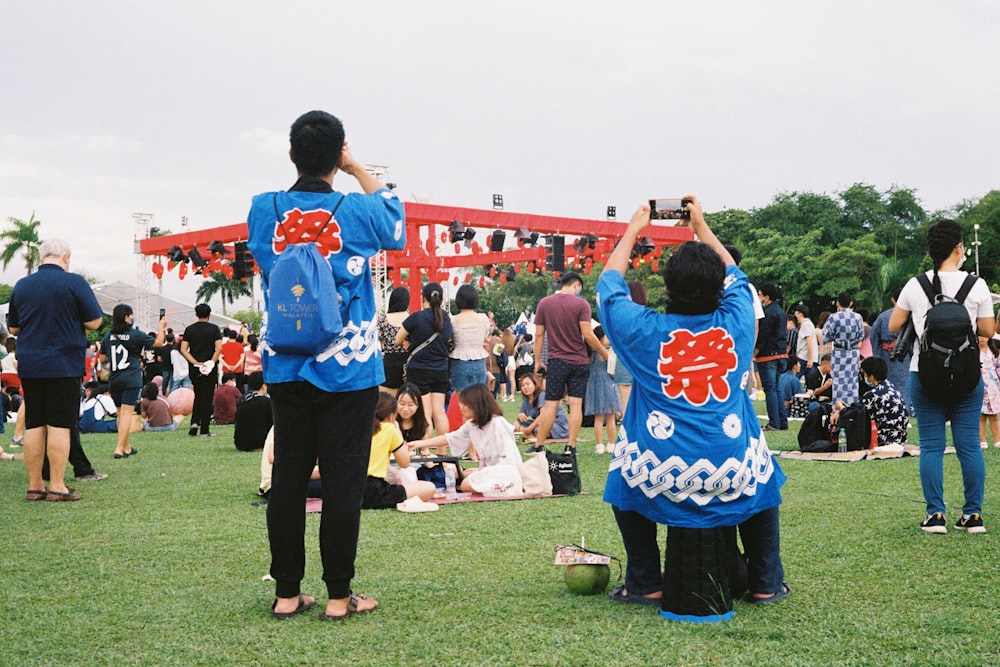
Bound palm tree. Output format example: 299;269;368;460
195;271;253;316
1;212;43;275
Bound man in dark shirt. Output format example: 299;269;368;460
755;283;788;431
8;239;104;501
180;303;222;437
234;371;273;451
213;373;242;425
804;353;833;412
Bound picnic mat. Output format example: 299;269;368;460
779;444;948;462
305;491;582;512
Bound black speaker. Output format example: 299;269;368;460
233;241;254;280
546;235;565;273
489;230;506;252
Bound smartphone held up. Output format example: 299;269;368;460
649;197;692;223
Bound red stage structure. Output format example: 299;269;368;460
138;202;693;311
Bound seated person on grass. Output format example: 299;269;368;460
804;353;833;412
140;382;178;431
79;382;117;433
363;392;436;509
233;371;273;452
407;383;522;494
212;372;242;425
516;372;568;444
779;356;802;419
829;356;909;446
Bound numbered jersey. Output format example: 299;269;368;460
100;327;155;388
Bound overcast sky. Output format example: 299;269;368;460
2;0;998;307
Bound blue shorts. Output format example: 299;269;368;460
110;385;142;408
543;358;590;400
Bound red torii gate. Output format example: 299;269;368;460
138;202;693;311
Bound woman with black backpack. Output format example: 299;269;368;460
890;219;994;535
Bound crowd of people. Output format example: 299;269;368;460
7;109;990;627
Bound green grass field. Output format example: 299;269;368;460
1;401;997;667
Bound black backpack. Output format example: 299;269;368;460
838;402;870;451
915;273;981;402
797;403;833;452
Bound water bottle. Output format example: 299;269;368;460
444;465;457;498
837;426;847;453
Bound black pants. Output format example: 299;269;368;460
42;426;95;480
267;382;377;600
190;369;216;434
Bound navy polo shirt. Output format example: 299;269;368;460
8;264;104;378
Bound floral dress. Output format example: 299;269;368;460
980;350;1000;415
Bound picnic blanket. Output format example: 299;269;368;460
779;444;946;462
305;491;583;512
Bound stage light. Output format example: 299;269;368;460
448;220;466;244
631;237;655;259
167;246;187;264
572;235;598;254
489;230;505;251
462;228;476;242
149;226;161;237
506;265;516;282
606;206;616;220
515;227;540;247
492;194;504;210
188;246;207;269
207;240;229;257
233;241;254;280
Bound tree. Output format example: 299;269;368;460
195;271;252;316
1;212;43;275
0;283;12;304
955;190;1000;284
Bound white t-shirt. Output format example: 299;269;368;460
171;347;190;380
80;395;116;419
896;270;993;373
447;415;520;467
796;318;817;364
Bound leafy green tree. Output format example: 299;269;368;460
1;212;43;275
195;271;252;317
231;308;263;333
0;283;12;304
955;190;1000;284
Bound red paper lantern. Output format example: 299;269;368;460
223;264;234;279
152;263;164;279
178;263;188;279
499;273;507;284
652;260;660;272
453;276;459;286
479;276;485;288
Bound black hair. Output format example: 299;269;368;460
454;284;479;310
221;372;236;384
395;383;429;439
890;286;903;302
860;356;888;382
387;287;410;314
793;303;810;319
759;283;782;303
593;324;605;341
373;391;398;431
141;382;159;401
195;303;211;319
662;241;725;315
787;355;800;370
247;370;264;391
820;353;832;364
926;219;964;293
289;110;345;177
111;304;133;334
248;334;259;351
164;332;175;344
836;292;853;308
723;244;742;267
560;272;583;288
422;282;446;333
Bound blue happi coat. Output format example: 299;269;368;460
597;265;785;528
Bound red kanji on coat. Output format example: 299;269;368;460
657;327;738;406
272;208;342;257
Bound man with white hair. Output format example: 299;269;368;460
8;239;104;501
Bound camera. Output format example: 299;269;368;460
649;197;692;221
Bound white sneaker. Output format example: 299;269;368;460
396;497;439;513
981;442;988;449
594;443;605;455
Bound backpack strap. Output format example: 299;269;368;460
272;193;345;246
915;272;979;306
954;274;979;305
915;273;936;304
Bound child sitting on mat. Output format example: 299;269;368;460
364;392;437;509
407;383;522;494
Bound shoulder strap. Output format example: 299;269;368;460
954;274;979;305
406;332;439;365
272;193;345;245
915;273;936;304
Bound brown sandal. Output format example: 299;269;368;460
25;489;47;502
318;593;379;621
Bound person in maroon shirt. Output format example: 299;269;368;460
213;373;243;425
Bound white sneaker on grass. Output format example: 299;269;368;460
594;443;605;455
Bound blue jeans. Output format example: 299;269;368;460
758;358;786;430
909;371;985;516
450;358;487;392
